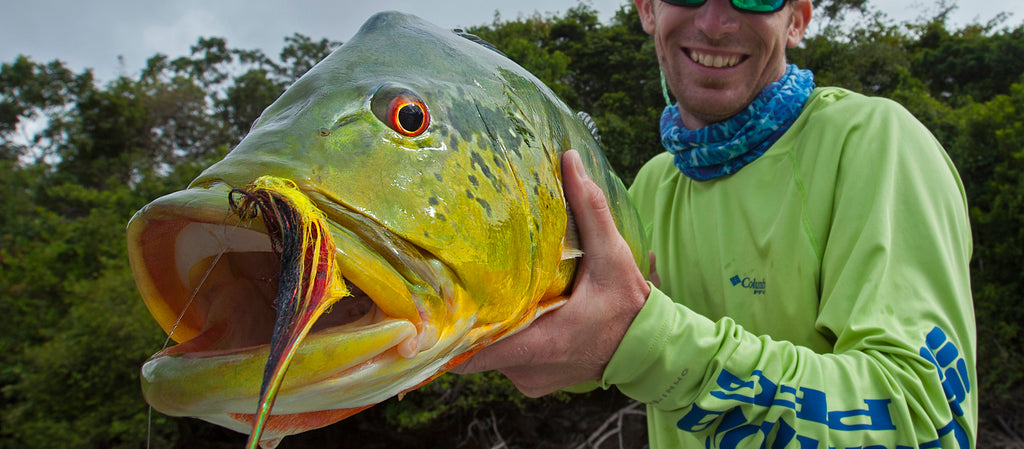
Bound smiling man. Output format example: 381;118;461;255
454;0;977;447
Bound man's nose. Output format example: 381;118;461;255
694;0;742;39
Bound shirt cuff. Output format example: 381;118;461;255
601;283;717;408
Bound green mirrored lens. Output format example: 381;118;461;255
732;0;786;12
659;0;787;12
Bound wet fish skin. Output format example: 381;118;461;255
127;11;648;446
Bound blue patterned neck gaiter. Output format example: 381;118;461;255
660;65;816;181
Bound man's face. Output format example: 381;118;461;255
637;0;811;128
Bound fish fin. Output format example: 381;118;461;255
561;205;583;260
229;406;371;444
576;111;601;143
536;295;570;317
453;29;507;57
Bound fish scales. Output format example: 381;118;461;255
126;11;649;447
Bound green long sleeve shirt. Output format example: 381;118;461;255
608;87;976;448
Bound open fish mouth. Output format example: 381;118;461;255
127;179;446;421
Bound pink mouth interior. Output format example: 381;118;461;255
160;250;377;357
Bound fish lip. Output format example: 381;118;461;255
299;183;453;358
140;317;418;417
297;181;453;303
130;180;445;381
130;180;454;417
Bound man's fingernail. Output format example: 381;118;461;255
573;151;587;180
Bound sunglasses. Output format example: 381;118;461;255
660;0;789;13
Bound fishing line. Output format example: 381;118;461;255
161;245;228;350
149;199;269;447
160;205;245;350
147;238;230;449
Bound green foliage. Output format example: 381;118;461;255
380;372;564;430
3;258;170;449
951;79;1024;402
910;19;1024;105
0;33;340;449
0;57;94;163
815;0;871;22
1;2;1023;447
276;34;343;82
220;68;285;140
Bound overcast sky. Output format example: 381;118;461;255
1;0;1020;82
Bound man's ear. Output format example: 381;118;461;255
787;0;813;48
635;0;657;35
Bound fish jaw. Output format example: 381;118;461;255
126;183;482;435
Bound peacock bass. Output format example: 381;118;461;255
126;11;648;449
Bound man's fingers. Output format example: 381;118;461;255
562;150;619;251
448;315;553;375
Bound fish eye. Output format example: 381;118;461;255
389;97;429;137
371;87;430;137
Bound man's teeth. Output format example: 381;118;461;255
689;50;741;68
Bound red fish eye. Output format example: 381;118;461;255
388;97;429;137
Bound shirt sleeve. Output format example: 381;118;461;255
607;98;976;448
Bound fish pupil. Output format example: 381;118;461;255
371;86;429;136
398;104;424;133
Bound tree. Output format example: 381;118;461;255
0;33;343;449
911;19;1024;105
946;78;1024;405
2;3;1024;447
0;57;93;163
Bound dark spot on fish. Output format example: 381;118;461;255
448;98;482;144
465;189;474;199
493;155;508;173
534;185;539;195
468;175;478;187
505;115;528;156
475;198;492;217
470;152;492;179
434;172;443;182
428;197;440;206
436;124;457;148
474;102;512;161
436;213;447;222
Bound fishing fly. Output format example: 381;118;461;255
229;177;350;449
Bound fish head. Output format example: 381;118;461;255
128;11;592;443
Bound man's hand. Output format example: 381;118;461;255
450;150;650;397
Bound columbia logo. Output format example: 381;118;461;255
920;327;971;417
730;275;766;295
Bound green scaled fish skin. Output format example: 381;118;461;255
126;11;648;446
